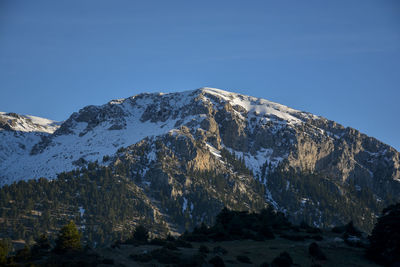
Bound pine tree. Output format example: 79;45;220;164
126;225;149;244
133;225;149;242
55;221;81;253
0;239;10;264
367;203;400;265
32;234;51;254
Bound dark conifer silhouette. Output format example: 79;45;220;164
54;221;81;253
126;224;149;244
366;203;400;265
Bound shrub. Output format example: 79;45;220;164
332;221;361;237
179;253;206;266
163;242;179;251
209;255;226;267
344;221;362;237
185;233;209;242
300;221;321;234
102;258;114;264
311;235;323;241
30;234;52;260
213;246;228;255
271;251;293;267
126;225;149;244
209;223;229;241
199;245;210;254
14;246;31;262
308;242;327;260
236;255;252;264
32;234;51;253
259;226;275;239
133;225;149;242
216;207;233;229
166;233;176;241
228;215;245;236
174;239;193;248
280;233;305;241
149;238;167;246
130;252;152;262
150;248;181;264
299;221;309;229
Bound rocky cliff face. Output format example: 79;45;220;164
0;88;399;232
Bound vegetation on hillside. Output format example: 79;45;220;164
2;205;397;266
0;163;168;246
266;163;396;232
0;148;267;247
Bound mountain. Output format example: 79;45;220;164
0;88;399;245
0;112;60;184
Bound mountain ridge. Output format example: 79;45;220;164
0;87;315;184
0;88;399;236
1;87;398;185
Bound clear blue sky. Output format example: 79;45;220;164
1;0;399;151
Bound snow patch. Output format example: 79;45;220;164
78;206;85;217
182;197;188;213
206;143;221;158
0;112;60;134
201;88;311;124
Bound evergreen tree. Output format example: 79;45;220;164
55;221;81;253
126;225;149;244
0;239;10;264
367;203;400;266
31;234;51;255
133;225;149;242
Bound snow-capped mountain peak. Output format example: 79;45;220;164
0;112;60;133
1;88;399;188
0;88;399;234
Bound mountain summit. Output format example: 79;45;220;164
1;88;399;235
0;88;317;184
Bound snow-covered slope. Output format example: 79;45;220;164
1;87;399;232
0;87;399;188
0;112;59;133
0;88;307;184
202;88;311;124
0;112;60;183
